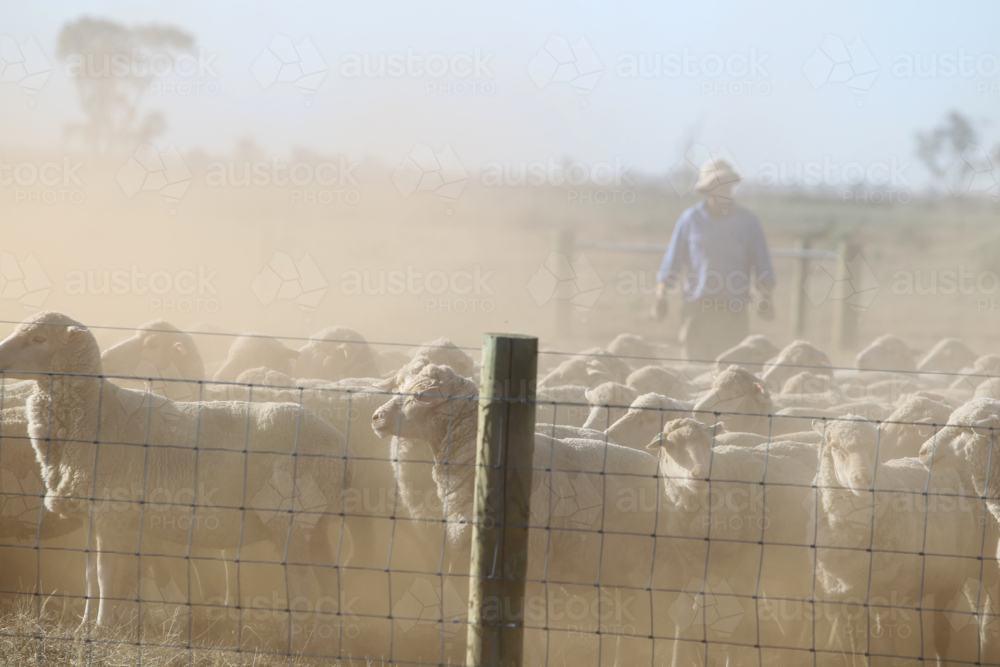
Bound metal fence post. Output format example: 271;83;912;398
465;333;538;667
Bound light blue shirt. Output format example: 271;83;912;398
657;200;775;303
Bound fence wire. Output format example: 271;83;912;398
0;332;998;666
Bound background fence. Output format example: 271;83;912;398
0;323;997;666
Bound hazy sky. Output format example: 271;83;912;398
3;0;998;187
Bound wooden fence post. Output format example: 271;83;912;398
789;238;809;338
554;229;575;339
833;241;860;350
466;333;538;667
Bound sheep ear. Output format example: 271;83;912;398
646;434;665;450
713;421;726;434
753;382;769;402
67;325;87;337
812;419;826;435
916;424;937;438
174;342;186;354
969;416;1000;438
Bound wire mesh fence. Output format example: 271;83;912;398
0;319;998;666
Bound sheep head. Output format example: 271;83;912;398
582;382;638;430
213;334;300;382
647;417;723;480
294;326;380;381
813;416;878;497
0;311;100;382
607;393;689;448
917;338;977;374
693;365;771;434
372;364;478;444
918;413;1000;481
855;334;919;373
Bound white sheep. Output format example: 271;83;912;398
625;365;692;401
604;393;690;451
0;311;352;633
878;396;953;463
534;384;590;428
918;337;978;374
647;418;817;664
293;326;382;381
761;340;833;393
714;333;780;374
99;320;205;402
949;354;1000;399
606;333;665;368
855;334;920;373
371;364;661;665
538;354;614;389
580;381;639;431
212;332;300;382
692;365;773;435
813;415;982;664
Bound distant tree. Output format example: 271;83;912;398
57;17;194;152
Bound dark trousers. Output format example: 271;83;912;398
679;298;750;362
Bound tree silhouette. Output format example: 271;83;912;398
57;17;194;152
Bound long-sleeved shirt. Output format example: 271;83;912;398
657;200;775;303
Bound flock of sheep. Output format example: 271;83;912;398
2;310;1000;666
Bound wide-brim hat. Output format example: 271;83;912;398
695;158;742;196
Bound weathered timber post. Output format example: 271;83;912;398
789;238;810;338
832;241;860;350
466;333;538;667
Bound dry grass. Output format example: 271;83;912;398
0;595;370;667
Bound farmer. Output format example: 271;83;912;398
653;158;775;361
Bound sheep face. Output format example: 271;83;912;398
607;394;689;448
878;419;939;461
371;364;477;446
917;414;1000;476
693;366;770;433
648;418;720;480
855;335;918;373
812;417;877;497
0;312;98;381
581;382;637;430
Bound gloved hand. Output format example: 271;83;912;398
757;299;775;321
651;296;668;321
